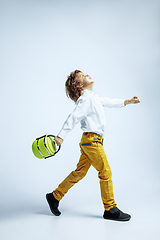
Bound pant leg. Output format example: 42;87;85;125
53;147;91;201
81;133;117;211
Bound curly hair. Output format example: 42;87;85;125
65;70;83;102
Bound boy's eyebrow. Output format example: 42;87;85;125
77;72;83;78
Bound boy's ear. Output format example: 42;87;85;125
76;82;84;89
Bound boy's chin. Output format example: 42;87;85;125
90;80;94;84
88;78;94;83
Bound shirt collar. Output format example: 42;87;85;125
83;89;92;94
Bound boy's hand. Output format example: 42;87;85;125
54;136;63;146
124;96;140;105
130;96;140;104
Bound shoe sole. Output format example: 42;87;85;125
103;216;131;221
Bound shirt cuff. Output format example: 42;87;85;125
57;129;68;140
114;99;126;107
122;99;126;107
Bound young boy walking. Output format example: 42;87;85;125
46;70;140;221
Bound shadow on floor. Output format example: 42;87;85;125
0;203;102;222
36;206;102;219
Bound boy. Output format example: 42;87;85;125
46;70;140;221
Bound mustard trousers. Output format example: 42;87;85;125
53;132;117;211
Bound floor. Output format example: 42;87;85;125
0;183;159;240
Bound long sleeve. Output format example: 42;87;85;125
99;97;125;108
57;90;126;140
58;95;90;139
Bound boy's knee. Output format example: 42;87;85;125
98;168;112;180
72;169;87;180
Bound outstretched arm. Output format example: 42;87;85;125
124;96;140;106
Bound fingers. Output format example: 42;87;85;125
132;96;140;104
54;136;63;146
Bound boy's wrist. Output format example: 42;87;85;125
124;99;131;106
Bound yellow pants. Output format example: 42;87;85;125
53;132;117;211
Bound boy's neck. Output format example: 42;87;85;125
83;83;93;91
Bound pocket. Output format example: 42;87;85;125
81;143;92;146
93;138;101;141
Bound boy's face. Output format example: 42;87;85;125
76;72;94;90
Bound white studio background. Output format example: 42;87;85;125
0;0;160;240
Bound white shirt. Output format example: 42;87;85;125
58;89;125;139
